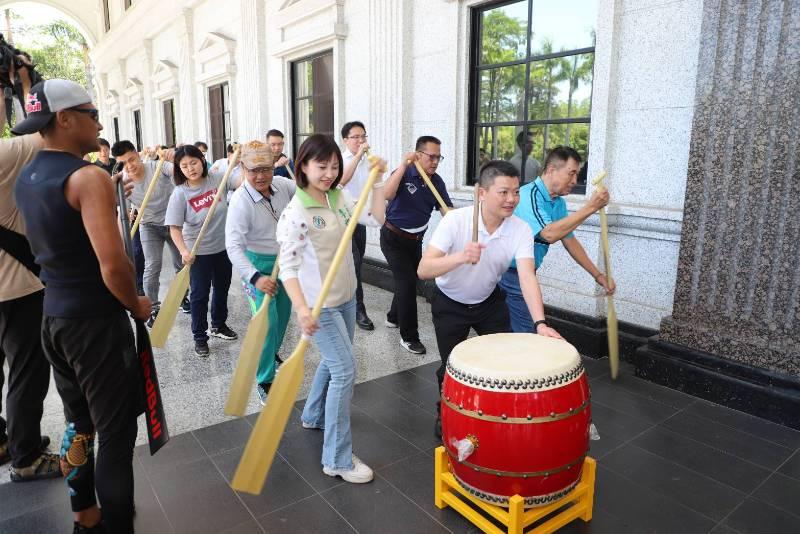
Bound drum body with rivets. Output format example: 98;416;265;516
441;333;591;508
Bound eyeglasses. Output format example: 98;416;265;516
68;108;100;122
245;166;274;176
347;134;368;141
417;150;444;163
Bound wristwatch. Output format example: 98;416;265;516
250;272;262;285
533;319;548;331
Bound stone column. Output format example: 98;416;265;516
236;0;268;141
176;8;197;143
141;39;156;146
637;0;800;429
367;0;412;167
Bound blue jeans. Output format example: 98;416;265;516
498;269;535;333
301;297;357;470
188;250;232;342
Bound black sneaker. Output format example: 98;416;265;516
146;309;159;329
73;521;107;533
0;439;8;466
10;452;62;482
180;296;191;314
257;382;272;406
399;339;426;354
356;309;374;330
210;325;237;340
194;340;210;357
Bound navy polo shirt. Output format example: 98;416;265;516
385;165;453;230
274;158;295;179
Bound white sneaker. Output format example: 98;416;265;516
323;455;374;484
301;420;323;430
385;319;398;328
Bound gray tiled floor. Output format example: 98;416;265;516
3;282;800;532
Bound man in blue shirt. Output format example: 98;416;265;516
381;135;453;354
266;129;296;179
499;146;615;332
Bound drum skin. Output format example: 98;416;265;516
441;334;591;508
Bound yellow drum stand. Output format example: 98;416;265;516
434;447;596;533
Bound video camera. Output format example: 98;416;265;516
0;32;43;127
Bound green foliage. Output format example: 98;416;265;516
21;19;88;87
476;8;594;166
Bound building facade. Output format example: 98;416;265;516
52;0;695;338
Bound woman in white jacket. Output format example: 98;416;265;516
276;134;387;484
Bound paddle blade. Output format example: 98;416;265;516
150;265;191;348
607;297;619;380
231;338;309;495
225;299;271;416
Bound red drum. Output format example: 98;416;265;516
441;333;591;508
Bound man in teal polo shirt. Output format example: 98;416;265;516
499;146;615;332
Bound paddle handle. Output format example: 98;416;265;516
189;147;241;258
115;165;134;260
130;152;166;238
592;171;613;281
259;260;281;308
472;184;479;243
413;161;449;214
310;157;382;321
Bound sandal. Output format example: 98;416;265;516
10;452;62;482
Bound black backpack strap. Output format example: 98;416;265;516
0;224;40;276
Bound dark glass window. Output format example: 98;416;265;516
103;1;110;32
132;109;142;152
468;0;596;192
291;50;334;154
112;116;120;144
162;99;176;147
208;82;231;161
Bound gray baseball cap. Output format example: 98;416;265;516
12;79;93;135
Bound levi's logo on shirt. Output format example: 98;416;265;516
189;189;217;212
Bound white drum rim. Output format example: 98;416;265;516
447;333;583;392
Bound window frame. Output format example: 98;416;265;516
466;0;595;192
132;109;142;152
207;81;231;162
162;98;176;148
290;49;335;158
102;0;110;32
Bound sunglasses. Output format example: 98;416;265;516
68;107;100;122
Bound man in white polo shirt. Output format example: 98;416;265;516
417;160;562;438
225;140;296;404
339;120;374;330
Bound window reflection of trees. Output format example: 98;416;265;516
470;1;596;192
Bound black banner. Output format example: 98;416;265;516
135;319;169;455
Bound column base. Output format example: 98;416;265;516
636;337;800;430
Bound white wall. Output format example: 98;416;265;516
83;0;704;329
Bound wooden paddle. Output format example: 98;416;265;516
225;260;280;417
591;171;619;380
231;154;384;495
130;150;166;238
150;147;241;348
471;182;480;263
115;172;170;454
412;161;450;214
